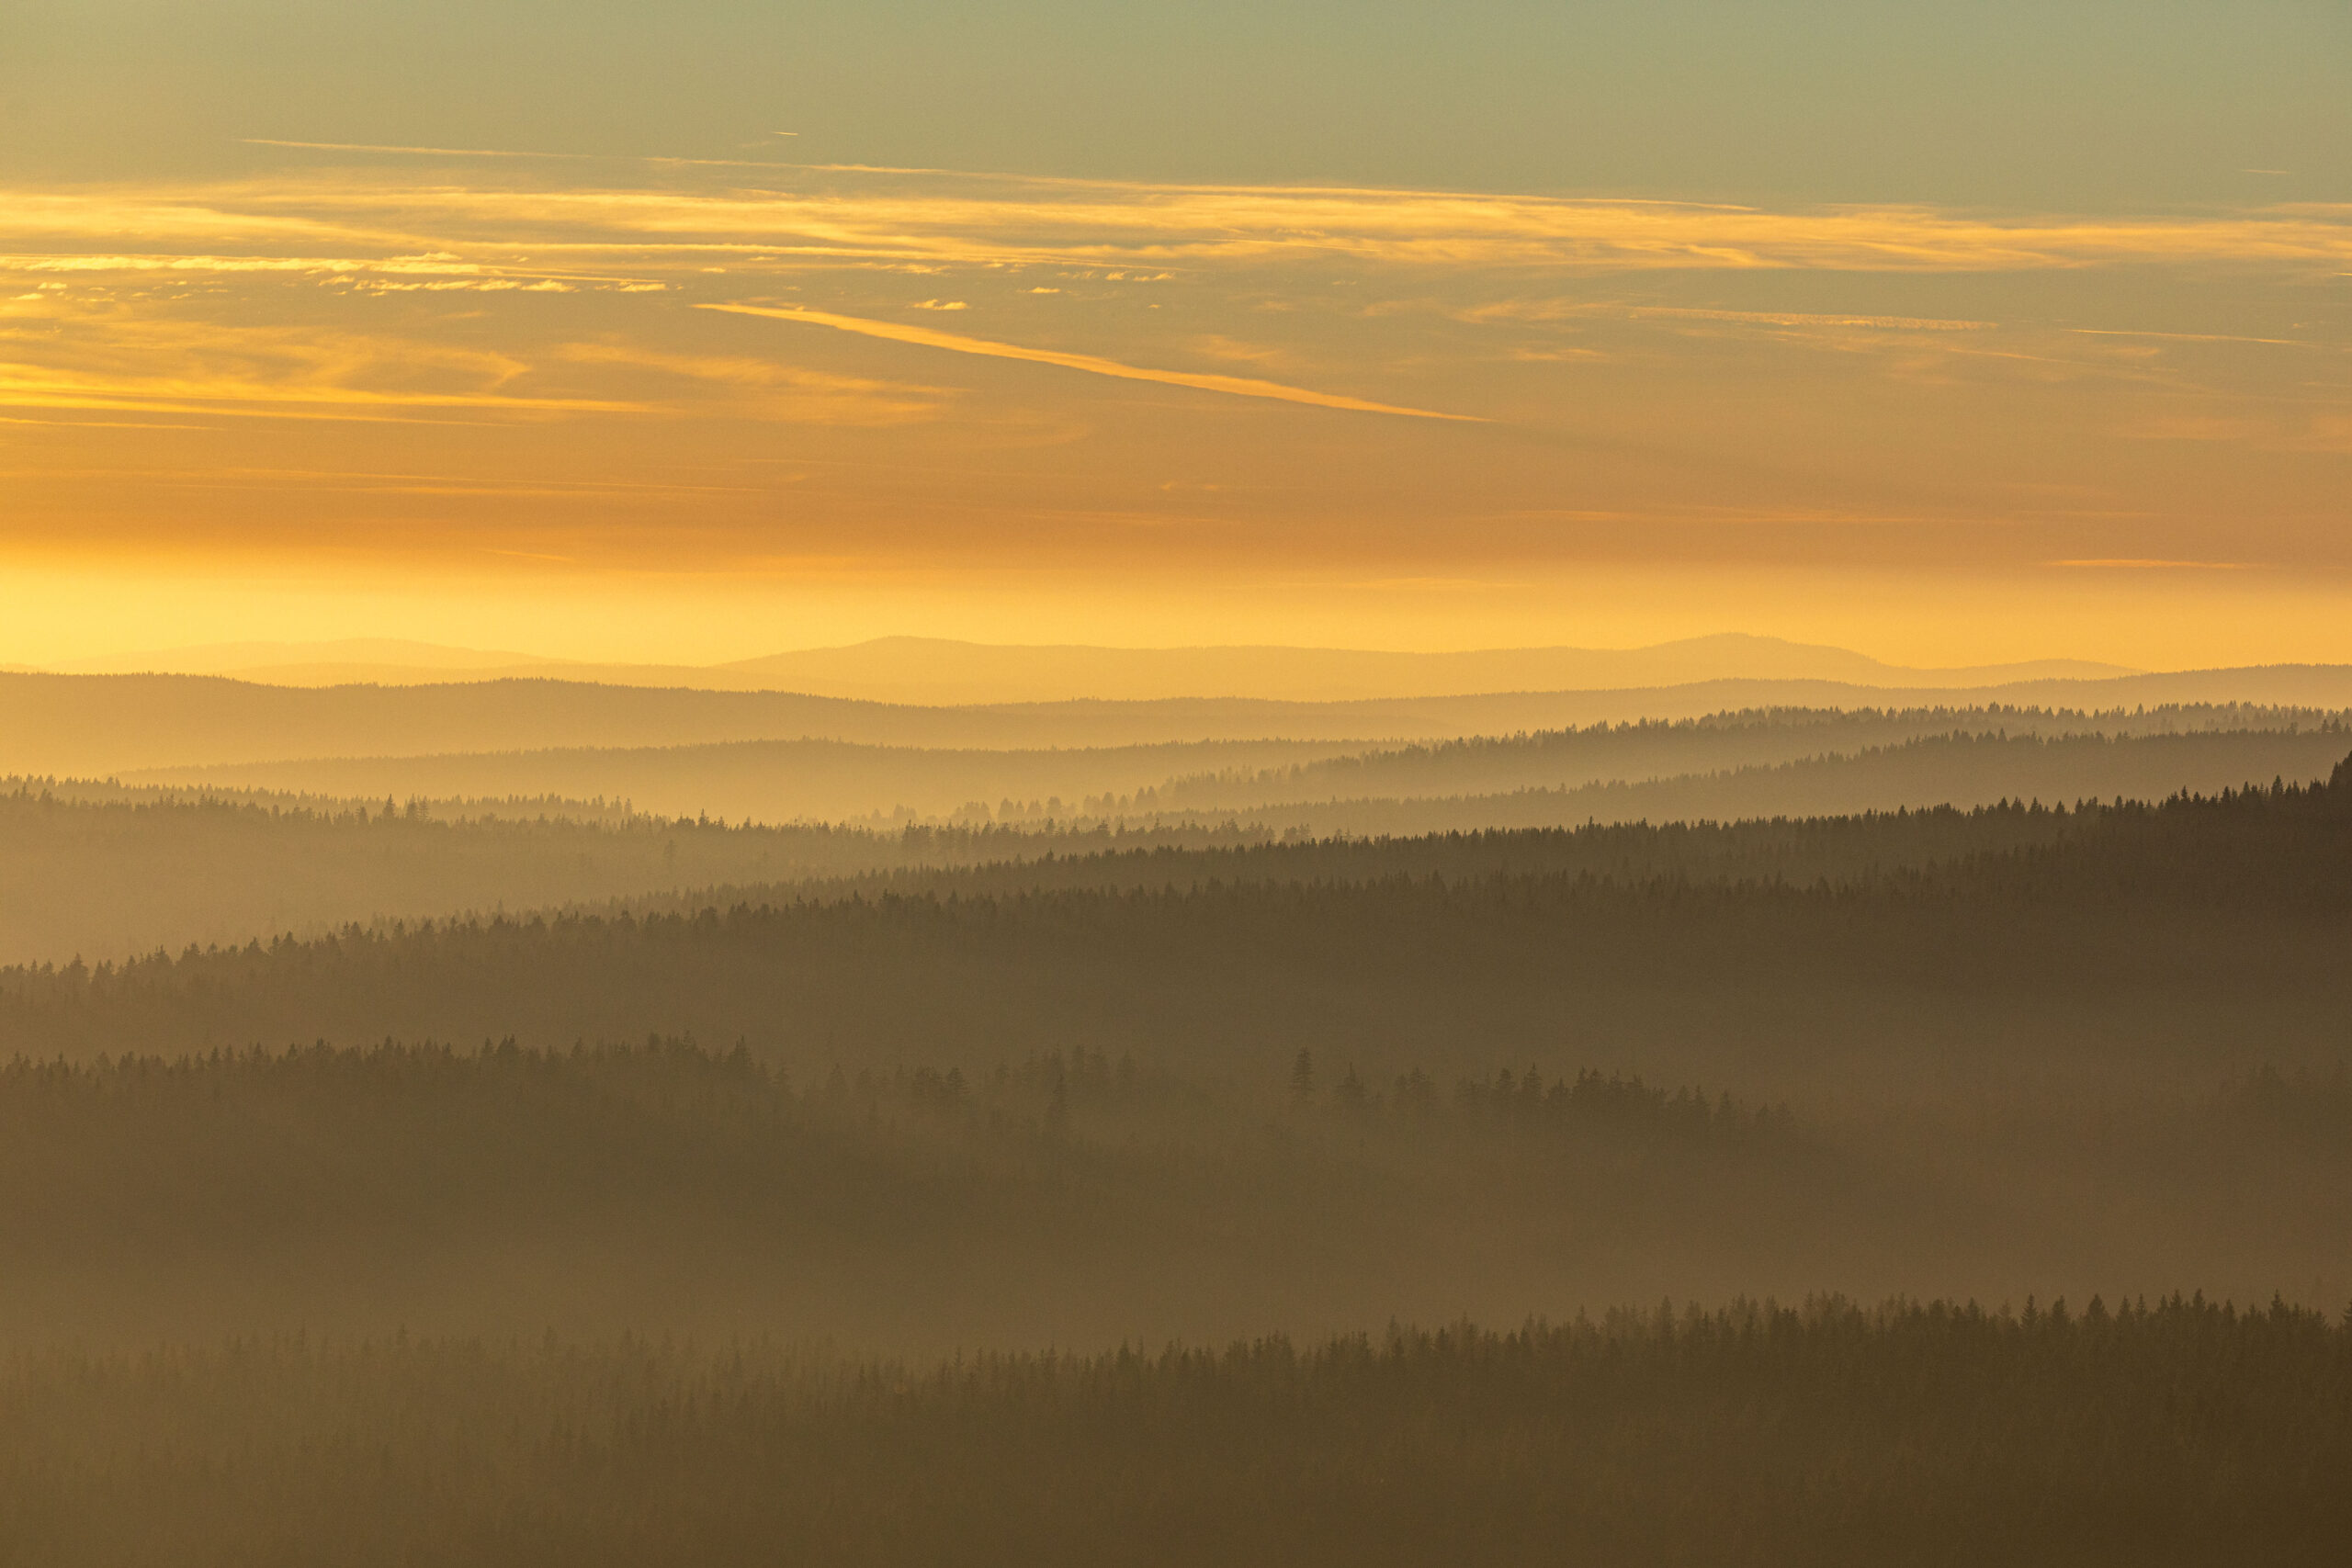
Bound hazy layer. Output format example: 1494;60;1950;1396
1;739;2344;1559
0;783;1296;966
13;773;2347;1103
52;634;2132;704
0;1040;2344;1350
119;718;2346;830
9;712;2335;965
12;668;2352;779
1109;728;2352;838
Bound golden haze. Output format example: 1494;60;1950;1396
1;158;2346;669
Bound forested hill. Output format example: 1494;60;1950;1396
679;758;2352;911
0;755;2217;967
1136;707;2351;813
1106;725;2352;836
1;1035;2345;1349
14;667;2350;778
0;781;2060;969
130;709;2348;828
0;785;1302;966
5;764;2345;1086
8;716;2339;966
10;1300;2345;1568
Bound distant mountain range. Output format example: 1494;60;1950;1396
49;638;565;676
46;634;2134;705
7;664;2352;780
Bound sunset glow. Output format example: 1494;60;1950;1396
2;2;2346;666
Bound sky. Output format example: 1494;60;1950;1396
1;1;2348;669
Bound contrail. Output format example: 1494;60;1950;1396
699;303;1481;421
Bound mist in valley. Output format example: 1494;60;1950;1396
3;656;2347;1562
17;0;2352;1542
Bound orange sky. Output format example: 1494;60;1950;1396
4;6;2349;670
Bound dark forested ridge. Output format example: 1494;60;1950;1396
5;1297;2346;1568
0;782;1303;965
1112;723;2352;835
8;711;2338;965
4;750;2348;1558
0;1038;1813;1342
13;665;2350;776
7;764;2346;1088
136;732;1364;825
1;1038;2345;1348
115;706;2352;829
0;760;2138;967
1136;705;2350;810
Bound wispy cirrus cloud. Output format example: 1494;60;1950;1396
239;139;604;162
3;156;2342;597
556;341;950;424
0;251;662;293
1622;306;1996;331
0;308;639;423
0;362;635;422
6;169;2350;278
2065;327;2320;348
2046;558;2254;570
701;303;1481;420
1463;299;1998;333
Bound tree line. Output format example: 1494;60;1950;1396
3;764;2344;1080
3;1294;2345;1566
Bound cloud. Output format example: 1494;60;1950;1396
1627;306;1993;331
2065;328;2316;348
0;251;663;293
240;139;595;160
700;303;1481;421
1464;299;1994;331
6;254;376;275
480;547;578;562
241;139;823;175
1190;335;1293;367
556;341;949;424
2045;558;2253;570
2120;413;2281;446
0;413;214;430
0;363;634;421
0;310;640;423
3;161;2340;592
347;278;575;293
411;185;2352;272
13;171;2350;279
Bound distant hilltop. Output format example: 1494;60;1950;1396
41;632;2135;705
7;662;2352;782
